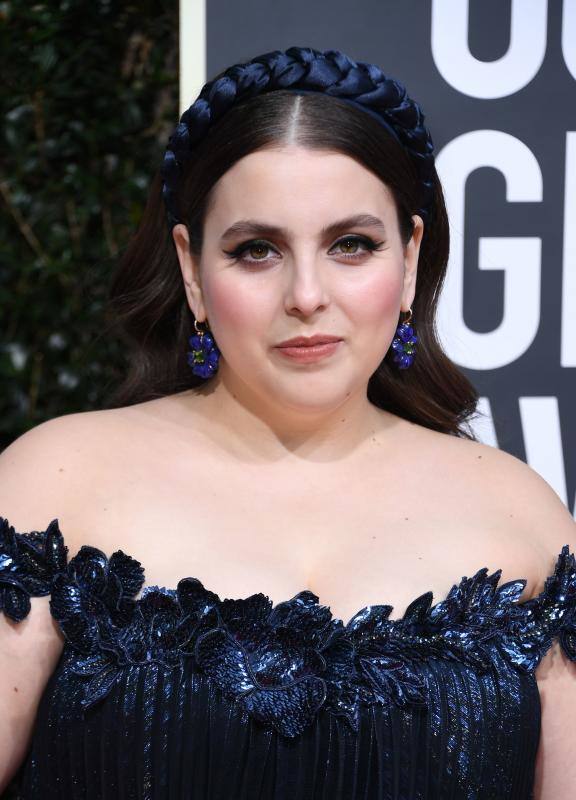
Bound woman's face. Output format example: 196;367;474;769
173;146;424;416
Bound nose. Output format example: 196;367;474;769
283;256;331;317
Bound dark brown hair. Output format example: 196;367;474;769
103;89;480;439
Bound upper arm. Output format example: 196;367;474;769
0;412;99;791
534;642;576;799
491;449;576;799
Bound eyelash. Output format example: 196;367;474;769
222;235;386;266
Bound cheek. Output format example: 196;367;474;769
201;267;404;356
201;275;274;346
345;271;403;328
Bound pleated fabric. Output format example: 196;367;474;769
13;649;539;799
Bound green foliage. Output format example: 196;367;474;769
0;0;179;450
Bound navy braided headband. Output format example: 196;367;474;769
161;46;436;229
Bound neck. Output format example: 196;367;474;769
183;364;400;466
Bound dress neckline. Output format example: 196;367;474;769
3;514;576;738
94;533;575;628
2;514;575;628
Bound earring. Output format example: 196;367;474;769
187;318;221;378
391;308;418;369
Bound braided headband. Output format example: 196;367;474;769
161;46;435;229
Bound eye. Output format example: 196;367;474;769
329;235;385;260
222;239;280;266
222;234;385;267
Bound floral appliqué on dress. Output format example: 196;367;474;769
2;516;576;738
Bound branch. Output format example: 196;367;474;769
0;180;48;264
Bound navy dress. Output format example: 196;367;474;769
1;515;575;799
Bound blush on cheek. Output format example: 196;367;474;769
201;276;273;355
204;279;248;327
352;272;403;325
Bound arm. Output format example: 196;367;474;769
0;414;93;791
500;456;576;799
534;639;576;799
0;597;64;792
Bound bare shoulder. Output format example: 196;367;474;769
469;437;575;573
0;408;125;546
416;426;576;580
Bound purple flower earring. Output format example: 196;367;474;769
390;308;418;369
187;318;221;378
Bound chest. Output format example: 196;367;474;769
63;442;542;626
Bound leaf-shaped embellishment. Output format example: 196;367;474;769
108;550;145;598
497;546;576;672
176;577;220;618
58;612;99;655
69;546;110;596
218;593;273;650
3;585;31;622
195;627;256;696
0;553;13;572
241;675;327;738
137;587;181;620
102;570;123;612
427;583;461;625
492;579;528;615
400;591;434;626
249;638;326;686
321;636;366;728
0;519;69;623
21;574;53;596
540;545;576;602
344;604;394;642
438;627;493;670
325;682;363;732
50;573;88;619
0;517;14;546
458;568;495;618
70;652;112;677
316;616;346;652
81;664;122;709
12;535;50;582
560;620;576;661
110;597;137;628
113;616;149;664
44;519;68;573
268;591;333;641
360;654;428;707
322;635;355;678
499;624;555;672
175;613;201;655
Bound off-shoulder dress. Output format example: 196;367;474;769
1;516;575;799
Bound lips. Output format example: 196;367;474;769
276;334;342;348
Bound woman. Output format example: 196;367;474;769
0;46;575;799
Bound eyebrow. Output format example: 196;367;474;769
219;213;387;243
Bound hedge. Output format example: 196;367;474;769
1;0;179;451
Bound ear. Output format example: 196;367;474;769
401;214;424;311
172;223;207;321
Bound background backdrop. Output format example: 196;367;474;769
0;0;179;445
2;0;574;519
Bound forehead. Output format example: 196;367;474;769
205;146;396;227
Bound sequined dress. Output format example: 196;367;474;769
1;516;576;799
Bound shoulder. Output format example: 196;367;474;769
405;424;575;568
435;430;575;577
469;438;576;578
0;400;178;554
0;409;126;550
